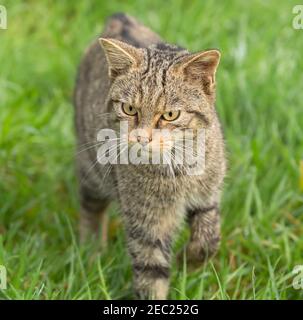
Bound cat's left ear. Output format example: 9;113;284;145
99;38;143;79
175;50;221;94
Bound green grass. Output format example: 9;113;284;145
1;0;303;300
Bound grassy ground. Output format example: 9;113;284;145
0;0;303;300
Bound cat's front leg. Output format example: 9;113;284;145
184;204;221;267
123;207;182;300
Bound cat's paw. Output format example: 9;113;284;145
177;241;219;271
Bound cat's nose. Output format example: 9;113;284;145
137;135;150;146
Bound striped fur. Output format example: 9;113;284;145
74;13;226;299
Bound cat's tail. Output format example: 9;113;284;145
102;12;162;48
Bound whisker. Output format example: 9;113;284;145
99;143;129;187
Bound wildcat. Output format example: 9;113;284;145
74;13;226;299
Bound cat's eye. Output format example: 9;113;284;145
162;111;180;121
122;103;137;116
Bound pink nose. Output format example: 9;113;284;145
137;135;150;146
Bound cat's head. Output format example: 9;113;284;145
99;38;220;154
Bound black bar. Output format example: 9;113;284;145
0;300;301;319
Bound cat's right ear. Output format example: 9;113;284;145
99;38;143;79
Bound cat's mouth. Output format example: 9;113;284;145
124;140;176;165
128;140;174;153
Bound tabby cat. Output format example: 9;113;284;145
74;13;226;299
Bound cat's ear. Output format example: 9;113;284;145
175;50;221;94
99;38;143;78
